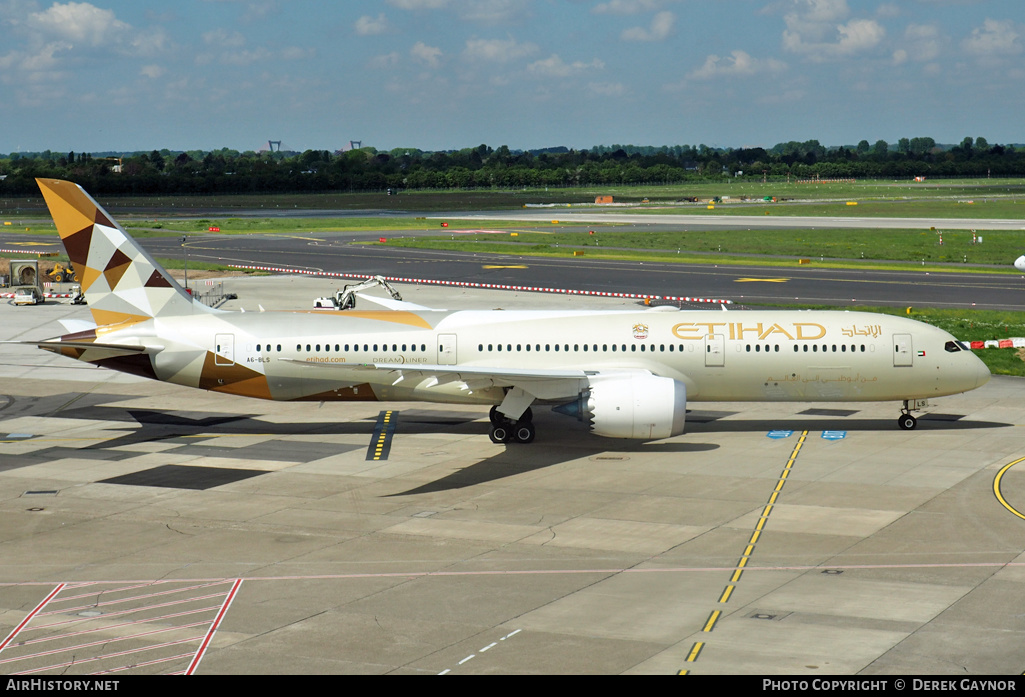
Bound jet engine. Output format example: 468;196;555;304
554;373;686;439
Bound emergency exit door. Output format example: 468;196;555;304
438;334;457;365
705;334;725;367
893;333;913;367
215;333;235;366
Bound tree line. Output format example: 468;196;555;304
1;137;1022;196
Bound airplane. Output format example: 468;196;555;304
20;178;990;444
1015;255;1025;272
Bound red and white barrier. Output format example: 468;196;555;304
1;292;77;299
971;339;1025;350
228;264;734;304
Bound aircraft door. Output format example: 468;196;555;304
893;333;913;367
704;334;725;367
215;333;235;366
438;334;457;365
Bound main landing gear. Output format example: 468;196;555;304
898;399;919;430
489;405;535;444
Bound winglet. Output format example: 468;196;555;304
36;178;210;326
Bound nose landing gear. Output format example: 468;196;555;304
898;412;917;430
898;399;926;430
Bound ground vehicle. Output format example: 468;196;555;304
12;286;43;305
314;276;403;309
47;263;78;282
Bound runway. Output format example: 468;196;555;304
2;278;1025;675
131;231;1025;311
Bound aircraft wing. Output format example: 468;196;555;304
286;358;587;379
280;358;589;396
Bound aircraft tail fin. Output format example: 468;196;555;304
36;178;211;326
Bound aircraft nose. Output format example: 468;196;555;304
975;354;991;388
1015;255;1025;272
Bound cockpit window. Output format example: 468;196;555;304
944;340;968;353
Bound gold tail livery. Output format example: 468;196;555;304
24;178;990;444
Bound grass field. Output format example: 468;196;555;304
383;226;1023;270
3;177;1025;216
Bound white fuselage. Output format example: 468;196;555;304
92;307;989;407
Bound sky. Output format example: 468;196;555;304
0;0;1022;154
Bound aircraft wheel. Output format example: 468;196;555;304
898;414;917;430
489;424;511;443
513;422;536;444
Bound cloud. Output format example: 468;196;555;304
463;36;538;62
687;50;787;79
782;1;885;60
899;23;941;61
200;0;278;22
388;0;451;9
25;1;131;47
196;30;310;67
621;11;675;42
456;0;532;23
203;29;247;48
369;52;401;69
527;54;604;78
593;0;667;14
355;14;390;36
411;41;443;67
962;19;1021;57
588;81;627;97
140;64;166;79
386;0;531;24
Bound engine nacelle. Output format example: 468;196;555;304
555;373;686;439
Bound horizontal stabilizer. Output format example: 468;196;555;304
58;319;98;334
353;293;438;311
5;340;162;356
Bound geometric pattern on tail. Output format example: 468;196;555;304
36;178;204;327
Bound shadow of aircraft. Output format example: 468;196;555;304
685;416;1010;434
